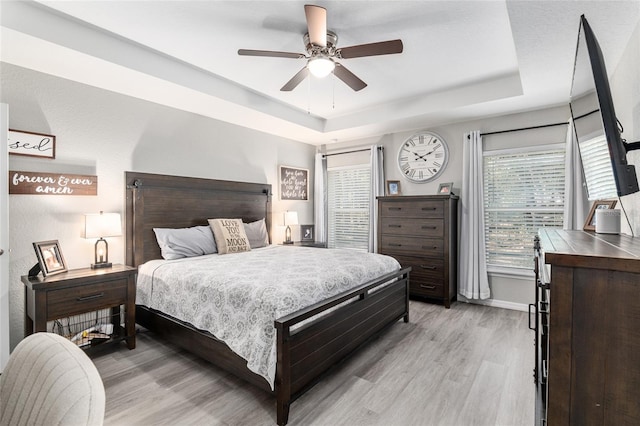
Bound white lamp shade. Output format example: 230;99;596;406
84;212;122;238
307;57;335;78
284;211;299;226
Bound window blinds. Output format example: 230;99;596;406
327;166;371;251
579;135;617;200
483;145;566;269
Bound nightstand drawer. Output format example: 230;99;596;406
380;235;443;256
380;200;443;218
48;279;128;319
380;218;443;238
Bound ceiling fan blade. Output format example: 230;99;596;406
238;49;304;59
339;39;404;59
281;67;310;91
334;63;367;91
305;5;327;47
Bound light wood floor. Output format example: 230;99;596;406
91;301;534;426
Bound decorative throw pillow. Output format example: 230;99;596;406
208;218;251;255
153;225;217;260
244;218;269;249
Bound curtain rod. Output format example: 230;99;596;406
469;121;569;139
322;146;383;158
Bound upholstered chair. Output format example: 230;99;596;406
0;332;105;426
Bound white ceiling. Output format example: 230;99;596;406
1;1;639;145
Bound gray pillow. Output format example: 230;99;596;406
153;225;217;260
244;218;269;249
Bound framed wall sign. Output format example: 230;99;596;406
9;171;97;195
279;165;308;201
8;129;56;159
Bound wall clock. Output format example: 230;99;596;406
397;131;449;183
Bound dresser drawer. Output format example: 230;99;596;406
380;200;443;219
47;279;128;319
392;255;444;283
380;218;443;238
380;235;443;256
410;280;444;298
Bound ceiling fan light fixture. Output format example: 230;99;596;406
307;56;335;78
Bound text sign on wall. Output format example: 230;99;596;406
9;171;97;195
8;129;56;159
279;165;308;201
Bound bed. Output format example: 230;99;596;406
125;171;410;425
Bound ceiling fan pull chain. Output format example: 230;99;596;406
332;72;335;110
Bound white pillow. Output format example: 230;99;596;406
208;218;251;255
244;218;269;249
153;226;217;260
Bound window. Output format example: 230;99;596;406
578;134;617;200
483;144;565;269
327;165;370;251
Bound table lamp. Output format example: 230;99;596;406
83;211;122;269
283;211;298;244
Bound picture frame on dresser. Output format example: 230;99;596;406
32;240;67;277
386;180;401;195
583;199;617;231
437;182;453;194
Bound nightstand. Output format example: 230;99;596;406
22;264;137;349
280;242;328;248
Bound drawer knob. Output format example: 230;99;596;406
423;246;439;250
388;224;402;228
420;265;437;270
77;292;105;302
389;243;402;247
389;207;402;211
420;284;436;290
422;207;437;211
422;226;437;230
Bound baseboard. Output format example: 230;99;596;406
459;296;529;312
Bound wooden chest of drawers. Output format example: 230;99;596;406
377;195;458;308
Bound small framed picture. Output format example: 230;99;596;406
438;182;453;194
386;180;401;196
583;200;617;231
33;240;68;277
301;225;314;242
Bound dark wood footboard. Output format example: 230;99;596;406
275;267;410;425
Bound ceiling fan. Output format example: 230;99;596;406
238;4;403;92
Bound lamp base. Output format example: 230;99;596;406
91;262;112;269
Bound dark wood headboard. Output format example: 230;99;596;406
125;172;272;267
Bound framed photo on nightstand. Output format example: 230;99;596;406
33;240;67;277
301;225;314;242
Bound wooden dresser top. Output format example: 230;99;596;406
538;228;640;274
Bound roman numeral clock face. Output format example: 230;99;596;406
397;131;449;183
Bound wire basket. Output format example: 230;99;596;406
49;306;125;348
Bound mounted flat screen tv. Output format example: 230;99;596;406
570;15;639;199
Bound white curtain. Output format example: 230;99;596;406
563;120;588;230
369;145;384;252
314;152;328;243
459;131;490;300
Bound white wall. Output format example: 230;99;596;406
1;63;315;349
611;18;640;235
328;105;570;309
